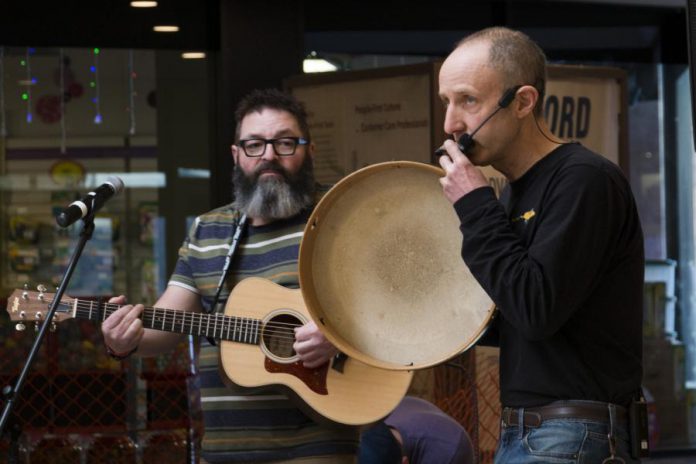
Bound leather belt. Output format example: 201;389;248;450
501;401;628;428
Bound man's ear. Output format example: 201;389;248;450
514;85;538;118
231;144;239;164
307;141;316;160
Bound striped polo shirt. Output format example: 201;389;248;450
169;199;358;463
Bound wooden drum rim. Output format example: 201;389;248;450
299;161;496;370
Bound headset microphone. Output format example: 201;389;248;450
436;85;521;157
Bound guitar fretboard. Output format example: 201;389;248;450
68;299;262;345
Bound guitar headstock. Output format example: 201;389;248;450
6;284;69;331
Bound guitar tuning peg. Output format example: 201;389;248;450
34;322;39;333
36;284;47;301
50;322;57;332
22;291;29;301
15;323;26;331
23;283;29;290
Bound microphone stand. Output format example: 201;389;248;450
0;213;97;455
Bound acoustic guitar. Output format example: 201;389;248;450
5;277;413;425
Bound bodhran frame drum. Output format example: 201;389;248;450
299;161;496;371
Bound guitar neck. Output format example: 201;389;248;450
69;299;261;345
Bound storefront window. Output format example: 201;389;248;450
0;47;161;301
0;46;208;458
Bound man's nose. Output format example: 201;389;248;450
260;141;279;160
443;105;466;136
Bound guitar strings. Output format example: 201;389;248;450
76;306;298;343
68;299;303;329
58;298;303;342
49;300;300;351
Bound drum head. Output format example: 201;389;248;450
300;161;495;370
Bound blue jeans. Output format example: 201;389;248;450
495;415;640;463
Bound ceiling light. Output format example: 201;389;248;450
153;25;179;32
303;58;338;73
181;52;206;59
130;1;158;7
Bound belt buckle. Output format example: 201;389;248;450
501;408;510;426
502;408;514;427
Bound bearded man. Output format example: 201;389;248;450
102;89;359;463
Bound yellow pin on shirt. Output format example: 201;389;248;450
512;209;536;223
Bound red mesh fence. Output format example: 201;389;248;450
1;294;500;463
397;347;502;463
431;347;502;464
0;305;200;462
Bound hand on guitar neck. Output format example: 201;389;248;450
101;284;201;358
101;295;145;357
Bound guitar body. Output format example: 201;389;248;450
219;277;413;425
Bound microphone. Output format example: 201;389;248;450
56;176;124;228
436;85;522;157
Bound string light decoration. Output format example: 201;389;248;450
21;47;36;123
90;47;102;124
0;47;6;137
128;49;136;135
60;48;67;153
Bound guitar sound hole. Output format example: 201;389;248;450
262;313;302;360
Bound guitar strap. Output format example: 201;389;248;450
205;212;248;346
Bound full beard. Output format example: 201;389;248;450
232;156;315;221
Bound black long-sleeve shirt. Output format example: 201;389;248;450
454;143;644;407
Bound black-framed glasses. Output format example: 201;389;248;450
237;137;309;157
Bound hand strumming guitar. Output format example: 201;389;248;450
293;320;339;369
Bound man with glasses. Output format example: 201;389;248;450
101;89;358;463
